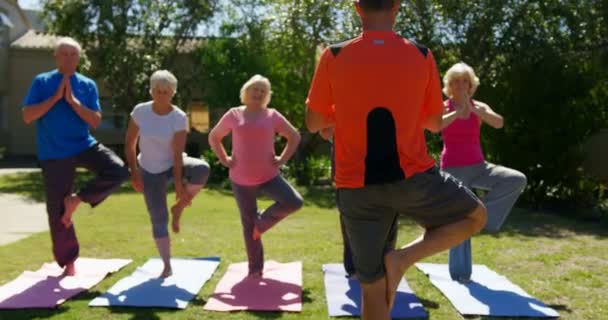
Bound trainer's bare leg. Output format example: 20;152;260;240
385;204;487;308
361;277;391;320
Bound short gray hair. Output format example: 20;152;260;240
54;37;82;54
240;74;272;106
150;70;178;93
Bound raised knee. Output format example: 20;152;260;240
470;204;487;233
192;163;210;185
118;165;130;182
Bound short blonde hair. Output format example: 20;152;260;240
240;74;272;106
443;62;480;97
150;70;178;93
54;37;82;54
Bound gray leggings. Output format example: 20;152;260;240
231;175;303;274
142;157;210;238
444;161;527;281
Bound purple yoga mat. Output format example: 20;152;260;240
204;261;302;312
0;258;131;309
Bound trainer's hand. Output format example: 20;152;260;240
319;126;334;141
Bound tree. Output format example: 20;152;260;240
42;0;218;113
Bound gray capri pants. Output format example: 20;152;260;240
141;156;210;238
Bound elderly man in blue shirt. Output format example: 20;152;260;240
22;37;128;276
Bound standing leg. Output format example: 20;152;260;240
231;182;264;275
142;169;172;278
255;175;303;235
62;144;128;226
470;162;527;232
340;213;356;277
443;165;482;282
170;157;210;233
40;158;79;273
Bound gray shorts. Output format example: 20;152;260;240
337;166;480;283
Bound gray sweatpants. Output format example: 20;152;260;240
231;175;303;274
443;161;527;281
141;157;210;238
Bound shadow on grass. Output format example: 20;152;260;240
0;307;68;320
0;172;138;203
493;208;608;239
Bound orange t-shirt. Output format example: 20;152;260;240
306;30;444;188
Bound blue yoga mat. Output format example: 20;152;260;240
323;264;428;318
416;263;559;318
89;257;220;309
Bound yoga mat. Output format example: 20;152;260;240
204;260;302;312
0;258;131;309
323;264;427;318
89;257;220;309
416;263;559;318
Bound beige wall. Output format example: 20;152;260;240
7;48;54;155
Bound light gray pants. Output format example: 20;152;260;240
231;175;303;274
444;161;527;281
141;157;210;238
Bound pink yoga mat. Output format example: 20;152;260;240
204;261;302;312
0;258;131;309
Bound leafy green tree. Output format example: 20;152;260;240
42;0;218;111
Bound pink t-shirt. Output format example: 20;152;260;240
214;106;292;186
440;99;485;168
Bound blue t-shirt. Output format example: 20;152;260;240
22;70;100;160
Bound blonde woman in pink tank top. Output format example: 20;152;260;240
440;62;527;282
208;75;303;276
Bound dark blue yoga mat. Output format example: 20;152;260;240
323;264;428;318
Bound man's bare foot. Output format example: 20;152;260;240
61;194;81;228
63;263;76;276
384;250;410;311
159;266;173;278
170;204;184;233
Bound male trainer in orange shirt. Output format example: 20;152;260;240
306;1;487;319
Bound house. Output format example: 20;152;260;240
0;0;210;159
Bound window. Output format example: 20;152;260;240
189;101;209;133
98;97;128;131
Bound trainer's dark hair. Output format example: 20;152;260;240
358;0;396;11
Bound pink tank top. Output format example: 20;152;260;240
440;99;485;168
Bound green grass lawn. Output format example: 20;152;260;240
0;172;607;319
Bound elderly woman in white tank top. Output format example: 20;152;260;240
125;70;210;278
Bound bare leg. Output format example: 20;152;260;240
170;183;203;233
61;194;82;228
155;236;172;278
361;277;391;320
385;204;487;309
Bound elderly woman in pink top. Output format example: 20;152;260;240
440;62;527;282
208;74;303;276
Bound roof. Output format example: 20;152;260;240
10;30;206;53
10;29;58;50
